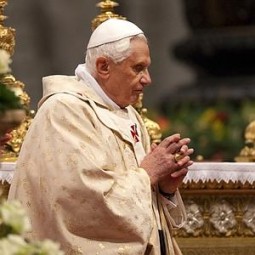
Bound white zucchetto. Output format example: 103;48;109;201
87;18;144;49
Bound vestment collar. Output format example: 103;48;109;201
75;64;121;111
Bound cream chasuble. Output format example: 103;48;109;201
8;72;186;255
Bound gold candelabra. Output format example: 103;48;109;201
0;0;33;162
235;120;255;162
0;0;15;55
92;0;126;30
134;94;162;144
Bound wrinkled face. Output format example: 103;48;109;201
103;39;151;108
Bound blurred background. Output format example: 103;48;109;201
5;0;255;161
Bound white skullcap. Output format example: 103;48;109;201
87;18;144;49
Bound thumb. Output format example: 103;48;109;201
151;143;158;152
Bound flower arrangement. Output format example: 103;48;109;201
0;200;64;255
0;49;25;136
0;49;22;113
151;99;255;161
0;85;22;113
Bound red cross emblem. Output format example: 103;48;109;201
130;124;139;143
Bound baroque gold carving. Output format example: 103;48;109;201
0;0;33;162
178;242;255;255
0;0;15;55
175;191;255;254
134;94;162;144
235;120;255;162
209;200;237;236
181;180;255;190
0;179;10;201
175;193;255;238
0;75;34;161
92;0;126;31
182;200;204;236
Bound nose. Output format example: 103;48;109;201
140;69;152;86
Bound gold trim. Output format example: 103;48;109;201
91;0;126;30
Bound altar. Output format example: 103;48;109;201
0;162;15;199
176;162;255;255
1;161;254;255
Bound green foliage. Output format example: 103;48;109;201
0;84;22;113
151;100;255;161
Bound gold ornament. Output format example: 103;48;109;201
235;120;255;162
92;0;126;31
134;94;162;144
0;0;33;162
0;0;15;55
174;152;184;163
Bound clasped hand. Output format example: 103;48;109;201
140;133;194;193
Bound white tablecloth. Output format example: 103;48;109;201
185;162;255;184
0;162;16;184
1;161;255;184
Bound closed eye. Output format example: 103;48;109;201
132;64;147;74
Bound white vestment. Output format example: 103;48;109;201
8;74;186;255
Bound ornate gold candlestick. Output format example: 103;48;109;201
134;94;162;144
235;120;255;162
0;0;33;162
0;0;15;55
92;0;126;30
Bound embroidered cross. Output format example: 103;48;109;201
130;124;139;143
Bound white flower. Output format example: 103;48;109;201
0;200;31;234
0;200;64;254
34;239;65;255
0;234;27;255
0;49;11;74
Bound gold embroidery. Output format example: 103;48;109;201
99;243;105;249
118;245;131;255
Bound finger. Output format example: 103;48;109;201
186;148;194;156
179;145;188;154
176;155;191;166
160;134;180;148
174;148;194;163
182;160;194;168
180;148;194;156
170;138;191;154
166;142;181;153
171;168;188;178
177;138;191;147
151;143;157;152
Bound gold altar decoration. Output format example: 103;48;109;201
0;0;15;55
92;0;126;31
134;94;162;144
92;0;162;144
235;120;255;162
0;75;34;162
0;0;33;162
175;179;255;255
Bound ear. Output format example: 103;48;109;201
96;57;109;77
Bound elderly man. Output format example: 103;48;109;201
8;19;193;255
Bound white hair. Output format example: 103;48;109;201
85;34;147;76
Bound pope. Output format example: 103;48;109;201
8;19;194;255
